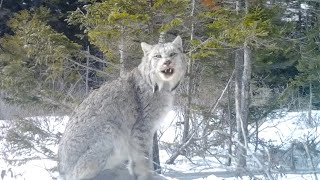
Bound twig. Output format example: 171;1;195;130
303;142;318;180
165;70;235;163
165;132;196;164
212;130;274;180
66;58;113;76
76;42;122;71
208;69;235;114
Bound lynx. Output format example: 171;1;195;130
58;36;187;180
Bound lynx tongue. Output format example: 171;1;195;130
161;68;174;76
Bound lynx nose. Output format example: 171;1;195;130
164;60;172;66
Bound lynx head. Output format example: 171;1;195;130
138;36;187;92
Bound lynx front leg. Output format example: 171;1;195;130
69;150;108;180
128;157;152;180
128;154;168;180
129;130;154;180
65;139;116;180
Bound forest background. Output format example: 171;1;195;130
1;0;320;179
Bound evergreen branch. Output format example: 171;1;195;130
187;37;243;54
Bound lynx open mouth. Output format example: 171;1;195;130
161;68;175;77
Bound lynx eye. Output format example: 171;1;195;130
169;52;177;57
154;54;162;58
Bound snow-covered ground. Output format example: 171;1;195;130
1;110;320;179
196;174;320;180
258;111;320;147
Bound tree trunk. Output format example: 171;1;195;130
290;143;296;170
152;132;161;174
182;0;195;155
240;41;250;149
234;0;251;170
119;27;126;77
245;0;249;14
308;81;313;126
234;44;250;169
234;47;246;169
226;84;232;166
86;45;90;94
236;0;240;14
254;117;258;152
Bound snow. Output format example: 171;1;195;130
0;160;58;180
0;116;68;180
258;111;320;147
301;3;310;10
1;111;320;179
195;174;320;180
160;110;179;144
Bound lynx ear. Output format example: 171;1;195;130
141;42;152;55
172;36;183;51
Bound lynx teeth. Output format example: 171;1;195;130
162;68;174;74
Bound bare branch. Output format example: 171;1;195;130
66;58;113;77
165;70;235;164
80;51;120;69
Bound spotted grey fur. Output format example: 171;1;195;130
58;36;187;180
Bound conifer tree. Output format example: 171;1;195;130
0;8;83;109
67;0;189;75
196;0;283;170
